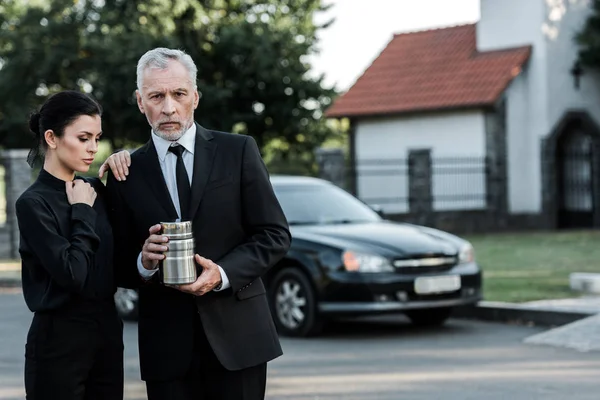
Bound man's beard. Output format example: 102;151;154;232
150;118;193;141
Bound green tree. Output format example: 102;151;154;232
576;0;600;67
0;0;167;149
171;1;337;154
0;0;91;148
79;0;174;149
0;0;340;175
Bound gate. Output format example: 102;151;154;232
556;130;594;228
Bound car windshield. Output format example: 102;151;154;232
272;181;382;225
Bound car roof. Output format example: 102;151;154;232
269;175;332;186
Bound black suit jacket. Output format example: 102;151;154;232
106;124;291;381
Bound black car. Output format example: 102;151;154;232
115;175;482;337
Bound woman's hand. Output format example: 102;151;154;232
66;180;97;207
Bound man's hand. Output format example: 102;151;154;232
141;224;168;271
172;255;222;296
98;150;131;181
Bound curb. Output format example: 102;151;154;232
0;271;21;288
454;301;595;327
0;272;595;327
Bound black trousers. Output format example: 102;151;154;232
24;310;124;400
146;314;267;400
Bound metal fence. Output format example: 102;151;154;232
432;157;487;211
352;158;410;213
348;156;488;213
0;160;5;226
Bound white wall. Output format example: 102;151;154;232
478;0;549;213
477;0;546;52
504;70;541;213
545;1;600;130
354;111;486;213
478;0;600;214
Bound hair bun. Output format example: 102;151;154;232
28;112;41;136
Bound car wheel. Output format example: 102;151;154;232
114;288;139;321
269;268;322;337
406;307;452;327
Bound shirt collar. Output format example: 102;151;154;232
37;169;88;192
37;168;70;191
152;123;196;162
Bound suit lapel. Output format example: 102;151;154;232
137;140;179;220
189;123;217;219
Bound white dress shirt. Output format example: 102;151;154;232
136;124;230;291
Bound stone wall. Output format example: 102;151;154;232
315;148;346;189
384;211;550;235
407;149;433;227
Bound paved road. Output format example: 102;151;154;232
1;289;599;399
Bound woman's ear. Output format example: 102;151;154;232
44;129;58;150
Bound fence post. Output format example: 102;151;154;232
593;142;600;228
408;149;433;225
2;149;31;259
484;101;508;217
315;147;346;189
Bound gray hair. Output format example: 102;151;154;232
136;47;198;92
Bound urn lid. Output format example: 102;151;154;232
160;221;193;239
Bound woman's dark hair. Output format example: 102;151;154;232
27;90;103;168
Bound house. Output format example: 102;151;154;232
325;0;600;232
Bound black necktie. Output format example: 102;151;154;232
168;145;191;221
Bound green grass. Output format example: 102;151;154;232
465;230;600;303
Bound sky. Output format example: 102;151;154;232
309;0;481;92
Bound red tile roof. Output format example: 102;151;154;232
325;24;532;118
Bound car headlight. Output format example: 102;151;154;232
458;243;475;264
342;250;394;273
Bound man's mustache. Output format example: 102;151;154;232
158;120;182;126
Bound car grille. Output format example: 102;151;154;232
409;291;462;301
392;255;457;274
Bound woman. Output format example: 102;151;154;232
15;90;123;399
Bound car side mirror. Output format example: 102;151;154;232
370;204;386;218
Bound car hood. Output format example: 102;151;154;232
291;221;463;257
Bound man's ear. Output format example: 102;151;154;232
136;90;145;114
193;89;200;109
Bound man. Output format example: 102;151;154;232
103;47;291;399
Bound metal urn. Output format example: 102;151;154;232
160;221;197;285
